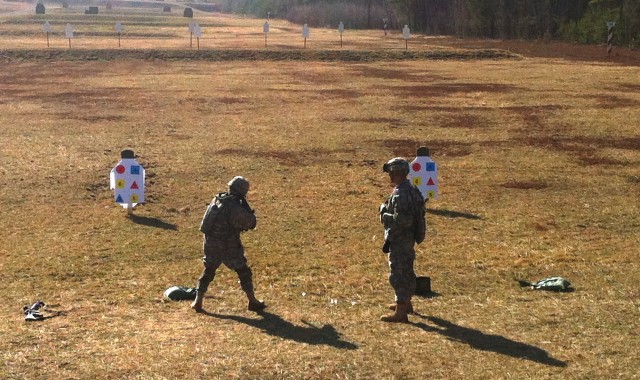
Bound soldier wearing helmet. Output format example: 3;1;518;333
379;157;424;322
191;176;266;313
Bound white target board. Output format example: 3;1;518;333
110;150;145;209
409;147;438;200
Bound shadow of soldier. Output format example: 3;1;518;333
127;214;178;230
413;316;567;367
427;208;484;220
204;311;358;350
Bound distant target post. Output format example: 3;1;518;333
43;21;51;47
188;21;195;48
338;22;344;48
263;21;270;47
607;21;615;56
193;23;202;50
115;21;123;47
65;23;73;49
402;25;411;50
302;23;309;49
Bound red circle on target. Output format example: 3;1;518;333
412;162;421;172
116;165;125;174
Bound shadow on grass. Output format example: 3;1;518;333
415;291;442;299
412;316;566;367
205;311;358;350
127;215;177;230
427;208;484;220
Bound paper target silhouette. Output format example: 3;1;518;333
110;149;145;210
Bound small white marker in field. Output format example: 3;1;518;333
43;21;51;47
65;23;73;49
263;21;269;47
115;21;123;47
302;23;309;49
402;25;411;50
188;21;196;48
193;23;202;50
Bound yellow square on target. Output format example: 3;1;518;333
116;179;126;189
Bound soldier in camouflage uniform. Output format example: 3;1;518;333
191;176;266;313
379;157;422;323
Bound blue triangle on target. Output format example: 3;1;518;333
116;194;124;203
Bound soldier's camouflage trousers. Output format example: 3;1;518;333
197;237;253;294
388;239;416;303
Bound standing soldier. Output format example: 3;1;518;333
379;158;426;323
191;176;266;313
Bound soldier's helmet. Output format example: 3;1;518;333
382;157;410;174
228;176;250;196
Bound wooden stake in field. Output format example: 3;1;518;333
607;21;615;56
115;21;123;48
338;21;344;48
43;21;51;47
65;23;73;49
263;21;270;47
302;23;309;49
110;149;145;215
402;25;411;50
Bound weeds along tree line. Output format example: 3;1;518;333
216;0;640;48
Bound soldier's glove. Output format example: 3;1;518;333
381;213;394;228
379;204;387;223
240;199;255;214
382;240;391;253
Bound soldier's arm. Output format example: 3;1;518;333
384;194;413;239
228;203;257;231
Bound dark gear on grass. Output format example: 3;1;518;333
192;177;266;313
379;160;425;323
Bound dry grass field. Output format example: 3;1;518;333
1;3;639;379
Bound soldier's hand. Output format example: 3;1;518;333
381;213;393;227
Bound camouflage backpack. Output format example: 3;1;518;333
199;193;228;235
518;277;572;292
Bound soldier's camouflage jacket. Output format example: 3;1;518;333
206;193;256;243
380;179;421;243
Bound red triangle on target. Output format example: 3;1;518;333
130;181;139;189
427;177;435;186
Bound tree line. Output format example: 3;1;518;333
216;0;640;48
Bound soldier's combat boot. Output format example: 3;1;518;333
191;291;204;312
388;299;414;314
247;293;267;312
381;301;409;323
